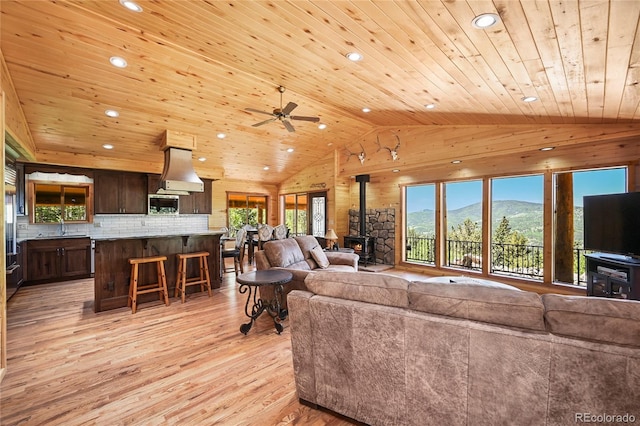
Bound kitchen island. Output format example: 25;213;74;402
94;232;223;312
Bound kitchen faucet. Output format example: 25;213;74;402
59;218;66;236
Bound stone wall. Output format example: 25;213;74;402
348;208;395;265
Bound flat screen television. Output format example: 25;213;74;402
583;192;640;262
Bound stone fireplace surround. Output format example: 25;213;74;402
348;208;395;265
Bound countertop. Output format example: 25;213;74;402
19;230;226;243
93;231;225;241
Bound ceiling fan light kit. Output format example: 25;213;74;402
246;86;320;132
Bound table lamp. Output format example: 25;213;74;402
324;229;338;250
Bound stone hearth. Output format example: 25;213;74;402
349;208;395;265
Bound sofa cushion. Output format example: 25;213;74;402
422;276;520;290
304;271;410;309
409;280;546;331
263;238;306;268
295;235;325;269
310;245;330;269
542;294;640;347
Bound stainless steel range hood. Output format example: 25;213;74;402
156;130;204;195
158;147;204;195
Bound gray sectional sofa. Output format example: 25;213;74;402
288;271;640;426
255;235;359;306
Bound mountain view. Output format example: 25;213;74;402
407;200;584;246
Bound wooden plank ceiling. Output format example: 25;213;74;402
2;0;640;183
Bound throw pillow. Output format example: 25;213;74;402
310;245;330;269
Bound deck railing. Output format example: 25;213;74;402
405;236;589;286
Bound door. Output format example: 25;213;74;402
308;192;327;238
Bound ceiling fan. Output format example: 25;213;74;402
245;86;320;132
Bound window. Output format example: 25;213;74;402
282;191;327;237
553;167;627;285
444;180;483;269
227;193;268;230
405;184;436;264
31;182;91;223
402;166;629;288
491;175;544;280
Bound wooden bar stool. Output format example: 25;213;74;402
128;256;170;314
175;251;212;303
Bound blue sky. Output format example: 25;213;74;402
406;168;627;212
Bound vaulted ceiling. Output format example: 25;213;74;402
2;0;640;183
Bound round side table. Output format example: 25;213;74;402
236;269;293;335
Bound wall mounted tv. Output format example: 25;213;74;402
583;192;640;261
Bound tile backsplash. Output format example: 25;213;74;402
17;214;209;240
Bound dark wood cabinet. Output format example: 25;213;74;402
147;174;161;194
586;253;640;300
94;171;147;214
24;238;92;283
179;179;212;214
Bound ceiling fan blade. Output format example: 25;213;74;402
282;119;295;132
290;115;320;123
281;102;298;115
252;118;277;127
245;107;274;116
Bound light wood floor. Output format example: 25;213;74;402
0;261;370;426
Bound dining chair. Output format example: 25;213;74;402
222;227;246;275
273;224;288;240
257;224;275;250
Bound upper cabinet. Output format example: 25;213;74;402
179;179;212;214
94;171;147;214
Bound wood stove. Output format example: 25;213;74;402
345;174;374;265
344;235;374;266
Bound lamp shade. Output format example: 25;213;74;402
324;229;338;240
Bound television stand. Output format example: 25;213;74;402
600;254;640;264
585;253;640;300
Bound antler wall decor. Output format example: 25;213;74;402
375;134;401;161
344;143;367;165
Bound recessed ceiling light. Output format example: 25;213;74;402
362;107;371;113
451;160;462;164
109;56;127;68
105;109;119;118
540;147;555;151
425;103;436;109
472;13;500;29
522;96;538;102
263;166;270;171
287;148;294;153
102;144;114;150
198;157;206;162
392;169;400;173
318;123;327;130
217;133;226;139
119;0;143;12
346;52;363;62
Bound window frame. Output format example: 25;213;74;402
281;191;327;237
401;165;629;289
226;192;269;230
28;180;94;224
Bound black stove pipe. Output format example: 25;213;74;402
355;174;370;237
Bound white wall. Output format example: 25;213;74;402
16;214;209;240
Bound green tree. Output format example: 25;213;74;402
228;208;258;231
448;219;482;266
448;218;481;242
492;216;535;271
